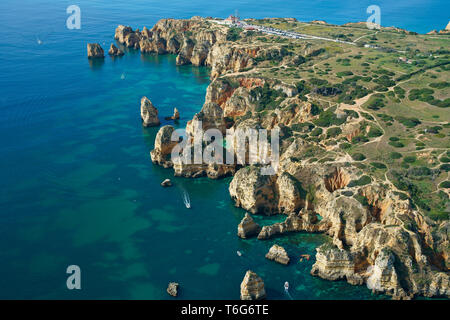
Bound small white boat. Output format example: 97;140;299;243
237;250;242;257
284;281;289;291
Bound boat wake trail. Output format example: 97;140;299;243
181;189;191;209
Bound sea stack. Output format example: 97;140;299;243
240;270;266;300
237;213;261;239
167;282;179;297
108;44;124;56
87;43;104;59
141;96;160;127
265;244;290;265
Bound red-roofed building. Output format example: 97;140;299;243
225;15;239;25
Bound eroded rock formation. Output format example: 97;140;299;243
240;270;266;300
311;243;363;285
265;244;290;265
229;168;304;215
150;125;177;168
108;44;124;56
238;213;261;238
87;43;104;58
167;282;179;297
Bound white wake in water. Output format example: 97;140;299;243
182;189;191;209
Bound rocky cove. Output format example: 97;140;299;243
100;16;450;300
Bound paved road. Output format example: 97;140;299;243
238;21;356;46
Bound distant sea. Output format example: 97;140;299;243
0;0;445;299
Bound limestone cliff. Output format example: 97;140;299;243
150;125;177;168
127;18;449;299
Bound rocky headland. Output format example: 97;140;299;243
112;17;449;300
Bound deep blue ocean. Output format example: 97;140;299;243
0;0;446;299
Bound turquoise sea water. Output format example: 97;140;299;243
1;0;445;299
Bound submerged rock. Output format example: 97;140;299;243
240;270;266;300
141;96;160;127
265;244;290;265
87;43;104;58
161;179;172;187
167;282;179;297
237;213;261;239
108;44;124;56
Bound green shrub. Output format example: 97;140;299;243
310;127;323;136
408;166;432;176
395;116;421;128
403;156;417;163
348;175;372;187
361;112;374;120
326;127;342;138
371;162;387;169
389;141;405;148
291;122;314;132
365;97;385;110
368;126;383;137
313;109;347;127
394;191;409;200
393;86;406;97
226;27;242;41
429;81;450;89
351;135;369;144
336;71;354;77
354;194;368;206
352;153;366;161
251;82;286;111
390;152;403;159
440;181;450;188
